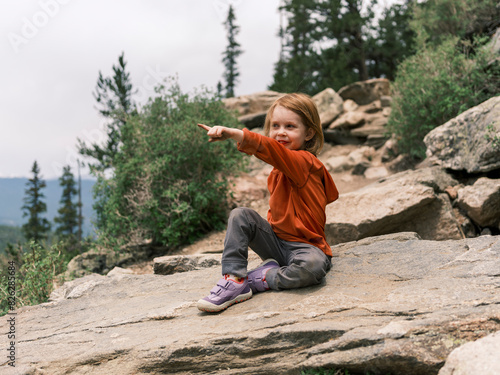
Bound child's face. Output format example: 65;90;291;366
269;105;314;151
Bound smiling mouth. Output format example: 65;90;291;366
277;140;289;145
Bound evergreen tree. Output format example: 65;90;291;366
216;81;223;98
315;0;375;86
77;52;136;172
54;166;79;243
77;52;136;232
21;161;51;243
366;1;415;80
269;0;320;94
222;5;243;98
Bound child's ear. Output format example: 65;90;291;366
305;128;315;141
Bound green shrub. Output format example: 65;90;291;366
95;81;244;250
386;36;499;158
410;0;500;47
0;241;66;316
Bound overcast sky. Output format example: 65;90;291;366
0;0;282;179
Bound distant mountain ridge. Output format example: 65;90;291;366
0;178;96;236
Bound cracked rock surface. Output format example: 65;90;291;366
1;233;500;374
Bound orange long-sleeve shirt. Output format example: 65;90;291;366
237;128;339;256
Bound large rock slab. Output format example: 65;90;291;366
424;96;500;173
2;233;500;375
325;166;463;244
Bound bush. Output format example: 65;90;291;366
95;81;244;250
386;36;499;158
0;241;66;316
410;0;500;46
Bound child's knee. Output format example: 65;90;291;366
229;207;253;223
272;248;331;290
293;248;331;280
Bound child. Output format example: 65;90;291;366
197;93;339;312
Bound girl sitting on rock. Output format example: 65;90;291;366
197;93;339;312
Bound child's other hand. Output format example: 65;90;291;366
198;123;233;142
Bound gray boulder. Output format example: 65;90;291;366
65;242;167;278
325;166;463;244
424;96;500;173
312;87;344;127
222;90;282;116
2;233;500;375
438;331;500;375
337;78;391;105
153;254;222;275
237;111;267;129
456;177;500;228
222;90;282;129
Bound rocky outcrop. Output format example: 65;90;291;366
337;78;391;105
2;233;500;375
321;80;392;148
312;87;344;127
222;91;283;129
223;81;393;148
424;96;500;173
65;242;167;278
325;166;464;244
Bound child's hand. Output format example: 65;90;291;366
198;123;243;143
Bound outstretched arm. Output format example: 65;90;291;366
198;123;244;143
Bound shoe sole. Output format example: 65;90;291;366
197;290;253;313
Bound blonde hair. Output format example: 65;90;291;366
263;93;324;156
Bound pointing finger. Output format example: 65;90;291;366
197;123;211;132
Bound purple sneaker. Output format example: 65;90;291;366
197;275;252;312
247;259;279;293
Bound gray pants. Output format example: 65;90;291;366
222;207;332;290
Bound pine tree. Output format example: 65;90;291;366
77;52;136;232
269;0;320;94
54;166;79;244
21;161;51;243
222;5;243;98
366;1;415;81
216;81;223;98
77;52;136;172
315;0;375;85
